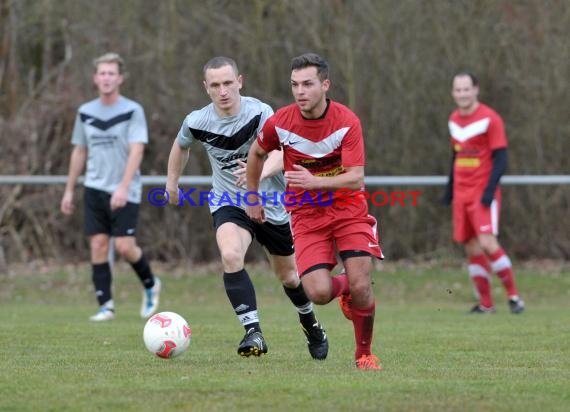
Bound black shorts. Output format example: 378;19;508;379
212;206;294;256
84;187;139;237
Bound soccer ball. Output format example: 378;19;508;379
143;311;191;358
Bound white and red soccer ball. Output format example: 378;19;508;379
143;311;191;358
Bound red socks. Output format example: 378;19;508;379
332;272;377;360
330;272;349;301
352;302;375;360
468;249;519;307
468;254;494;308
489;248;519;298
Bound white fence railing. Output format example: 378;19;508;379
2;174;566;265
1;175;569;186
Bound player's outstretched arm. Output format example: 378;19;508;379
111;142;144;210
233;150;284;188
481;148;507;207
442;150;456;206
245;140;268;223
166;141;191;206
260;149;284;180
61;145;86;215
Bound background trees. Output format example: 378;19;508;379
1;0;568;267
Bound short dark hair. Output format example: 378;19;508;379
203;56;239;78
291;53;329;81
452;71;479;87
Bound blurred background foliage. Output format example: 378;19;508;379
0;0;568;268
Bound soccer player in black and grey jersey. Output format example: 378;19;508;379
61;53;161;322
165;56;328;359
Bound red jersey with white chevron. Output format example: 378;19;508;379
257;99;365;212
448;103;508;200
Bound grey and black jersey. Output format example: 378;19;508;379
177;96;288;225
71;96;148;203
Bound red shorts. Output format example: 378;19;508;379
453;193;501;243
291;201;383;276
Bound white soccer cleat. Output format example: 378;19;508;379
89;307;115;322
509;297;525;314
141;277;161;319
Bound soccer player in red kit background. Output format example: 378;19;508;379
443;71;525;314
246;53;383;369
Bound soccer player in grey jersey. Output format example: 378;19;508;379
61;53;161;322
165;56;328;359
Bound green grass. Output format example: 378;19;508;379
1;261;569;412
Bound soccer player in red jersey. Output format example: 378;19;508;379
246;53;383;370
443;72;525;314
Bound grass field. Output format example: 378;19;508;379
1;260;569;412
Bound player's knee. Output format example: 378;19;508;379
464;239;482;256
310;292;329;305
220;249;245;270
115;240;136;257
475;233;497;250
278;270;300;288
303;286;330;305
90;238;109;256
480;236;500;254
349;279;373;302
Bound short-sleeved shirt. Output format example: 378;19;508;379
71;95;148;203
176;96;288;225
257;99;366;214
448;103;508;200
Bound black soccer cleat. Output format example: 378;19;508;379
302;321;329;360
508;297;525;314
237;328;268;357
468;304;496;314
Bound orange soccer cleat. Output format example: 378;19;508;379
355;354;381;370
